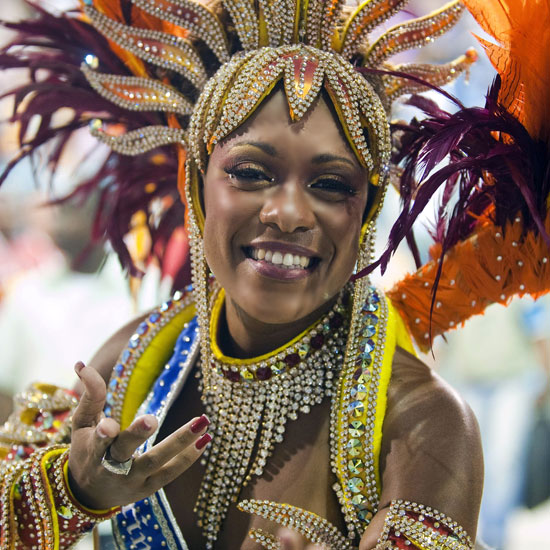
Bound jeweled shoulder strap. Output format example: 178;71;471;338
105;288;196;429
331;288;414;537
108;292;201;549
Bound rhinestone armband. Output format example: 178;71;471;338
375;500;474;550
238;499;356;550
0;445;119;549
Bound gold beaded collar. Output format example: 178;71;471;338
207;284;350;382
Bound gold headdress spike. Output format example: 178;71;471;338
384;48;478;102
363;1;464;67
84;6;208;87
130;0;231;62
81;64;194;114
81;0;468;165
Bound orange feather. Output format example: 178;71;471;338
388;213;550;351
463;0;550;143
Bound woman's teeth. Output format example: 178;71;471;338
251;248;311;269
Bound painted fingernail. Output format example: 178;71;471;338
97;424;109;438
190;414;210;434
195;433;212;450
141;417;153;430
74;362;84;377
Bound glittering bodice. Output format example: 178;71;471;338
105;285;413;548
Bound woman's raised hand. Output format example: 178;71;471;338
68;361;211;510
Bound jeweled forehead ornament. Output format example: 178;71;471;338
82;0;473;226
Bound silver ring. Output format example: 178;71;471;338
101;446;134;476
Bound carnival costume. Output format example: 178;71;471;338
0;0;549;549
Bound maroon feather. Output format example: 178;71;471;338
0;1;190;287
355;76;550;282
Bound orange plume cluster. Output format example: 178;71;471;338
462;0;550;144
388;213;550;351
389;0;550;350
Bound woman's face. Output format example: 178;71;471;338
202;89;369;325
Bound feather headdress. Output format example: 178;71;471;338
0;0;472;289
387;0;550;350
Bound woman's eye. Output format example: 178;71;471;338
310;178;356;197
225;166;273;184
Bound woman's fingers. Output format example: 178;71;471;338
108;415;158;462
85;417;121;462
143;431;211;489
68;361;212;510
134;415;210;476
72;362;108;430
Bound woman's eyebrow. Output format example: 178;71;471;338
311;153;357;168
231;141;279;157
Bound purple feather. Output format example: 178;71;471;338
355;75;550;281
0;1;190;287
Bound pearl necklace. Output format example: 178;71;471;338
194;284;351;549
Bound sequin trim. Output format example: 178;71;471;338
105;288;194;422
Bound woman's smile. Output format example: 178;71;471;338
243;241;321;280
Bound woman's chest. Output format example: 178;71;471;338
158;372;345;549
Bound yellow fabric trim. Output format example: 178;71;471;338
371;298;394;491
209;288;327;365
392;299;417;356
41;448;66;550
121;302;196;430
372;298;416;491
62;457;118;516
9;466;19;547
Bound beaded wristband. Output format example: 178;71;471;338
375;500;474;550
1;444;120;549
54;447;121;548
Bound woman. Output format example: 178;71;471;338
65;85;482;549
1;0;548;548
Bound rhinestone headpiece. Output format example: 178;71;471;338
83;0;472;228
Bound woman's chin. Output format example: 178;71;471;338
240;301;313;327
220;260;344;327
230;285;336;328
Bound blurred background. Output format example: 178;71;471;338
0;1;548;549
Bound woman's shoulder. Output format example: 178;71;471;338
80;290;198;391
379;345;483;536
387;346;477;429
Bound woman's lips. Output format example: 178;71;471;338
251;247;311;268
242;245;320;280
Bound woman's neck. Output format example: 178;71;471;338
218;294;338;359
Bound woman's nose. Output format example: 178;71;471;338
259;182;315;233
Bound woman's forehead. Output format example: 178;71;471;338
213;89;362;167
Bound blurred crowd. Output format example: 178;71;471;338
0;1;548;549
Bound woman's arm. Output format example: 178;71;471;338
0;313;212;549
359;346;484;549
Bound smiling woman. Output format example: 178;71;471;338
203;90;369;342
3;0;549;549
